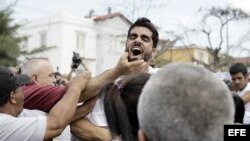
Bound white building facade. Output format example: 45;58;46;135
18;11;166;76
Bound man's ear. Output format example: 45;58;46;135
151;48;157;58
31;74;38;83
9;92;17;104
138;129;148;141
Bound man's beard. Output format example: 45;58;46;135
142;53;151;62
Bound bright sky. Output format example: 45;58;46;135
10;0;250;57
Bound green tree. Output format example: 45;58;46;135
0;6;22;67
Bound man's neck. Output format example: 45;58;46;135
239;83;248;92
0;104;18;117
145;65;150;73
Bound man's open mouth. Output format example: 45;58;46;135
128;47;144;62
132;47;143;56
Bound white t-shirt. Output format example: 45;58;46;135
88;66;160;126
19;109;71;141
0;110;47;141
237;83;250;124
19;109;47;117
87;97;107;126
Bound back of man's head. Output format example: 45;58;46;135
229;63;248;76
138;63;234;141
127;17;159;48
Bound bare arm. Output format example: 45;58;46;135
71;96;98;122
241;91;250;104
70;117;111;141
79;52;146;102
43;72;90;140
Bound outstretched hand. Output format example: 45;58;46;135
68;71;91;92
114;52;147;76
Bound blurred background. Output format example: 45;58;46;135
1;0;250;78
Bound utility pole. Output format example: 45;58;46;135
170;46;172;63
226;17;229;56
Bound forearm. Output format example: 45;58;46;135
70;107;87;123
79;68;118;102
70;96;98;123
242;95;250;104
49;87;81;126
71;118;111;141
242;91;250;104
72;127;111;141
78;52;147;102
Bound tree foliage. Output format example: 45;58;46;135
0;7;22;67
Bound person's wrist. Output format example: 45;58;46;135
111;67;120;79
68;85;81;94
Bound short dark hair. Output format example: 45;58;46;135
127;17;159;48
229;63;248;76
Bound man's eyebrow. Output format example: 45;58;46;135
141;34;150;38
129;33;137;36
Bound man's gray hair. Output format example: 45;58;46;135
21;59;49;77
138;63;234;141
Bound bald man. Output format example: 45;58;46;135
138;63;234;141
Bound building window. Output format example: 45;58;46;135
76;32;86;49
40;31;47;47
110;36;126;53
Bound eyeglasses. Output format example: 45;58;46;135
48;73;55;78
34;72;55;78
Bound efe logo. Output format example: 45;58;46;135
224;125;249;141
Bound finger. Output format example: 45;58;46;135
77;72;91;90
82;71;91;79
137;62;147;68
80;78;89;90
128;59;145;67
120;52;129;60
129;61;147;71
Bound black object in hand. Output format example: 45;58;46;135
72;52;82;69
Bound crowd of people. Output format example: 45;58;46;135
0;17;249;141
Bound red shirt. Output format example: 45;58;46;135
22;82;67;113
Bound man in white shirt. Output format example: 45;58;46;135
71;17;160;140
230;63;250;124
0;66;89;140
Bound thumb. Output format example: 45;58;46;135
121;52;129;60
